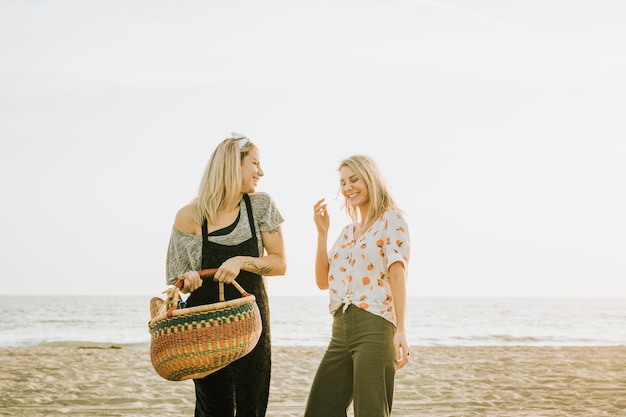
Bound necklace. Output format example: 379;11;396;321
353;221;372;241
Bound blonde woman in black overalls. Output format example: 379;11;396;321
165;133;287;417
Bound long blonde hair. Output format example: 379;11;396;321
339;155;399;226
193;136;257;225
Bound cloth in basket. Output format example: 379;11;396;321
148;268;262;381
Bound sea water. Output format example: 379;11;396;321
0;296;625;348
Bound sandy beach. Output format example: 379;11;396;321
1;345;625;416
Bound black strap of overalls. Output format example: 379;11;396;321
201;193;257;258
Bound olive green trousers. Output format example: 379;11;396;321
304;304;397;417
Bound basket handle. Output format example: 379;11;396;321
175;268;253;301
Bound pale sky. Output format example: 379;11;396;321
1;0;625;298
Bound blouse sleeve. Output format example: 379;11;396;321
384;210;411;274
165;228;203;285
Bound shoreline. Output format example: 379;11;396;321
1;345;625;416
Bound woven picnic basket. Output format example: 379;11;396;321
148;268;262;381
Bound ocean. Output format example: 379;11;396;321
1;296;625;348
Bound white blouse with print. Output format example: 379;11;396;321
326;208;410;326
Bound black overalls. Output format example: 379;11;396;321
186;194;271;417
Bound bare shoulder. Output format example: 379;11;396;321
173;204;201;235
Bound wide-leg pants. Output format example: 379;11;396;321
304;305;397;417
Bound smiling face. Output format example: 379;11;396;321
340;165;369;210
240;148;263;194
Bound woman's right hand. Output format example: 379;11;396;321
178;270;202;294
313;198;330;235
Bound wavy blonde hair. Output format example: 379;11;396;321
339;155;399;226
193;136;257;225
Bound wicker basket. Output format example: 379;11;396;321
148;268;262;381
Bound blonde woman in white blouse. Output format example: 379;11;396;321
305;155;411;417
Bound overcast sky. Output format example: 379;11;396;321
1;0;625;298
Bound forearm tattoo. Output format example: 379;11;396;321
245;227;281;275
243;261;272;275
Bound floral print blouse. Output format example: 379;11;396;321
326;208;410;326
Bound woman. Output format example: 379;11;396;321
165;133;287;417
305;155;410;417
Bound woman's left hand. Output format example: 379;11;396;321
394;330;411;370
213;257;242;284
